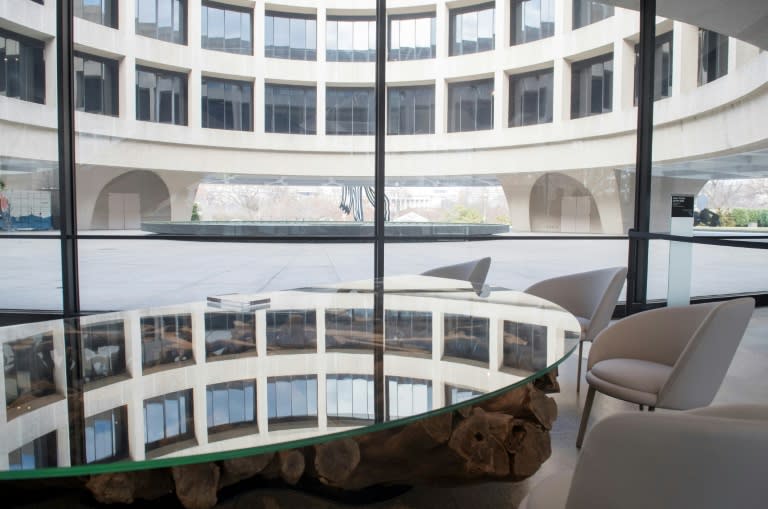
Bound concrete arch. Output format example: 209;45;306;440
91;170;171;230
529;173;603;233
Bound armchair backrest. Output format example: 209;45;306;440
524;267;626;341
421;257;491;289
566;407;768;509
658;297;755;409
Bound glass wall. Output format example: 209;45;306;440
449;3;495;56
509;69;554;126
136;66;188;125
448;78;494;132
265;11;316;60
698;29;729;85
634;30;673;103
326;87;376;136
571;53;613;118
0;29;45;104
388;12;436;61
201;77;253;131
75;0;118;28
387;85;435;135
511;0;555;45
74;52;119;116
201;1;252;55
573;0;614;29
326;16;375;62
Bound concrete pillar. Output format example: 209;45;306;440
673;22;699;96
496;173;539;232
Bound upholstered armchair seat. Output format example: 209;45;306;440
586;358;673;407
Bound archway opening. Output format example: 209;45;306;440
91;171;171;230
529;173;602;233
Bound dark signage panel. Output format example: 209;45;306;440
671;194;694;218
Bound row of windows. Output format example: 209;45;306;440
70;1;612;59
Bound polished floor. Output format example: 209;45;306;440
5;307;767;509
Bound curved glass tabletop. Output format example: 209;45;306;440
0;275;580;479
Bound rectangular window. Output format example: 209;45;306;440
509;68;553;126
388;13;436;61
511;0;555;45
445;384;482;405
81;319;126;383
206;380;256;433
326;87;375;136
503;321;548;371
448;78;494;132
443;313;490;364
143;390;194;451
265;11;316;61
4;333;56;413
326;16;375;62
266;309;317;350
201;77;252;131
140;313;193;370
571;53;613;119
573;0;614;29
387;85;435;135
325;308;374;348
8;431;57;470
201;1;252;55
136;0;186;45
0;29;45;104
85;406;128;463
384;310;432;353
74;52;119;116
698;29;729;85
327;374;374;422
204;311;256;358
634;31;673;104
386;376;432;420
267;375;318;427
135;66;187;125
449;2;495;56
75;0;118;28
264;84;316;134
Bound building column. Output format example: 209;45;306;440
673;21;699;96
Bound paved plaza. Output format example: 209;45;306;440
2;232;766;311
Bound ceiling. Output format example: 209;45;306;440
603;0;768;50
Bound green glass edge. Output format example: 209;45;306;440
0;340;578;481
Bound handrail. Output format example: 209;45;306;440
628;230;768;249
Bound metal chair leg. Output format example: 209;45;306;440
649;406;655;412
639;404;645;410
576;340;584;393
576;386;596;449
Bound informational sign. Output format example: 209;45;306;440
667;194;694;307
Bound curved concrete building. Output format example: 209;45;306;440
0;0;767;233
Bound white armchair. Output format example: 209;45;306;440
421;257;491;290
577;297;755;447
521;405;768;509
524;266;627;393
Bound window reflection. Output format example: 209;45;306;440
388;13;435;61
698;29;729;85
634;31;673;103
448;78;494;132
503;321;547;372
326;374;374;423
450;3;495;56
201;1;252;55
571;53;613;118
387;376;432;420
445;384;482;405
75;0;118;28
206;380;256;434
264;83;317;134
443;314;489;364
136;66;188;125
265;11;316;61
140;314;193;370
387;85;435;135
135;0;186;45
326;88;376;136
326;17;376;62
384;310;432;354
143;389;194;452
201;77;253;131
266;309;316;351
75;52;119;116
0;29;45;104
267;375;317;428
573;0;614;29
8;431;57;470
85;406;128;463
81;320;127;384
511;0;555;45
509;69;553;126
204;311;256;359
325;308;374;350
4;333;56;413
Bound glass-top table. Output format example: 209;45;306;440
0;275;580;500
